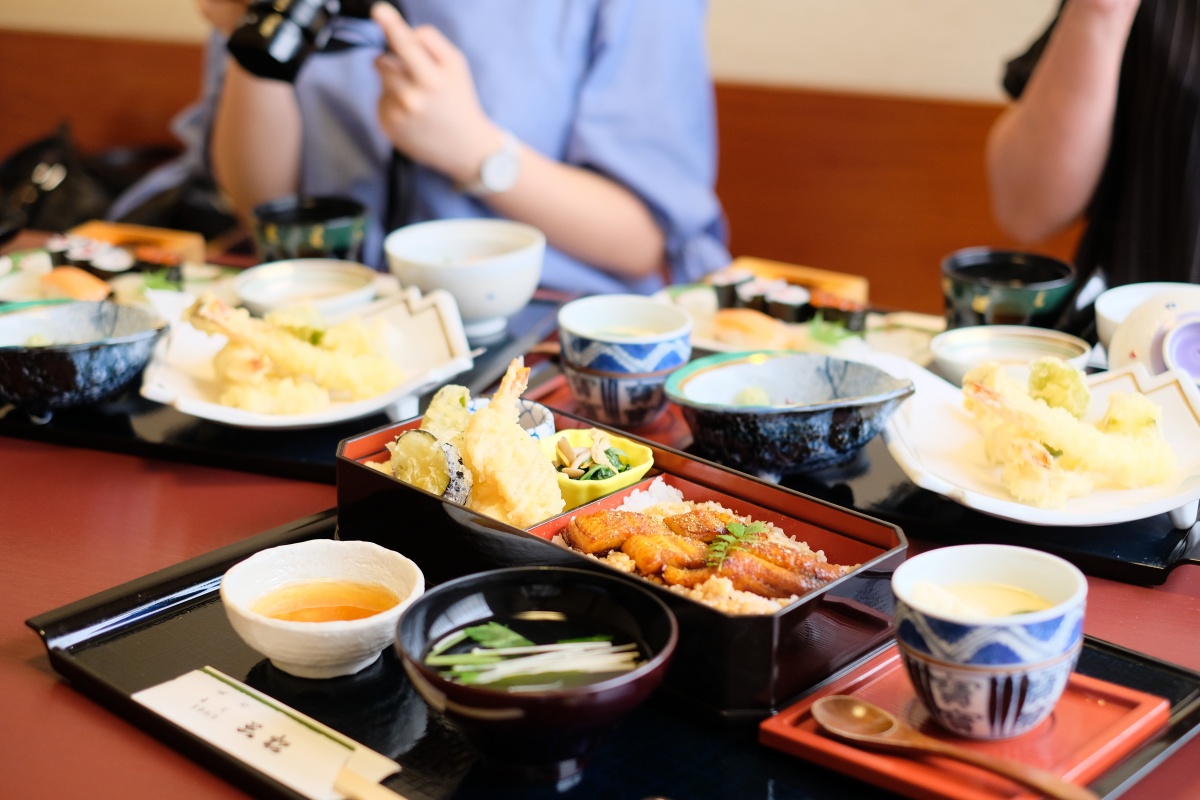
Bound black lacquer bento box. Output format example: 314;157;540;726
336;408;907;720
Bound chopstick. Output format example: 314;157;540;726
333;765;411;800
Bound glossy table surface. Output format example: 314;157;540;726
3;380;1200;799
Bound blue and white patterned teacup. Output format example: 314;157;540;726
558;295;691;428
891;544;1087;740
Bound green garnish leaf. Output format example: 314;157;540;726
604;447;630;472
1042;442;1063;458
705;520;767;570
142;268;183;291
580;464;617;481
462;622;534;649
808;312;858;345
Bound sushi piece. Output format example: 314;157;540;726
88;246;136;278
734;277;786;313
809;289;867;332
765;283;813;323
65;238;103;270
705;265;755;309
43;234;71;266
40;266;112;302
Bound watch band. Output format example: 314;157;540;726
460;131;521;197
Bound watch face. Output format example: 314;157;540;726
481;146;520;194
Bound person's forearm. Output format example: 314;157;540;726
483;146;666;280
987;0;1140;242
210;58;304;222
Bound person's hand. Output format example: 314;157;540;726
197;0;251;37
371;2;504;185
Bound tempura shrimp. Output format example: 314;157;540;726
184;295;402;400
461;357;564;528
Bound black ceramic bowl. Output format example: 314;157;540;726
0;301;167;421
395;566;677;781
941;247;1076;329
252;194;368;263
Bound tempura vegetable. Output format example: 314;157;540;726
962;360;1177;508
1028;356;1090;419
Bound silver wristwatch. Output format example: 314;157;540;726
460;131;521;197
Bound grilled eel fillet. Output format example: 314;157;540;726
663;545;856;599
621;534;709;574
564;510;670;554
662;508;740;542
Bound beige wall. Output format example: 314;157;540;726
0;0;1057;102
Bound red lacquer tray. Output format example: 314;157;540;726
760;646;1171;800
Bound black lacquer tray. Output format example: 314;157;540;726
26;511;1200;800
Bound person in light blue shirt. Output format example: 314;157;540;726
113;0;730;296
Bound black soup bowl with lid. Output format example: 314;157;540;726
395;566;678;782
941;247;1077;329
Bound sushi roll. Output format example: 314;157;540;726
88;245;136;278
705;265;755;309
765;283;813;323
809;289;867;332
735;277;786;313
44;234;71;266
65;237;103;270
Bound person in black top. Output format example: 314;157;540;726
986;0;1200;287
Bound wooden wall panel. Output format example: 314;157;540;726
714;84;1080;313
0;30;1078;313
0;30;204;159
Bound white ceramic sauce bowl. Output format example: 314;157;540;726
221;539;425;679
928;324;1091;387
233;258;379;319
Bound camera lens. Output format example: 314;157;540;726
226;0;336;83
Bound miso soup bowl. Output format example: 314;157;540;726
395;566;677;781
891;544;1087;740
221;539;425;680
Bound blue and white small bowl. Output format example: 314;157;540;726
891;544;1088;740
467;397;556;440
558;294;692;428
557;294;692;374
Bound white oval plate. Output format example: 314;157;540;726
140;287;473;430
862;352;1200;529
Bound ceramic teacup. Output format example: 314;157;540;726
221;539;425;679
891;544;1087;739
557;294;692;429
941;247;1076;330
252;195;368;263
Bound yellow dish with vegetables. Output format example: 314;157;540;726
541;428;654;511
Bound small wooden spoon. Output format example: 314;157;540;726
810;695;1099;800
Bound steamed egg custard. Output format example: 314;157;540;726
252;580;400;622
911;580;1052;619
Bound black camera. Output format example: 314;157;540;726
227;0;381;83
